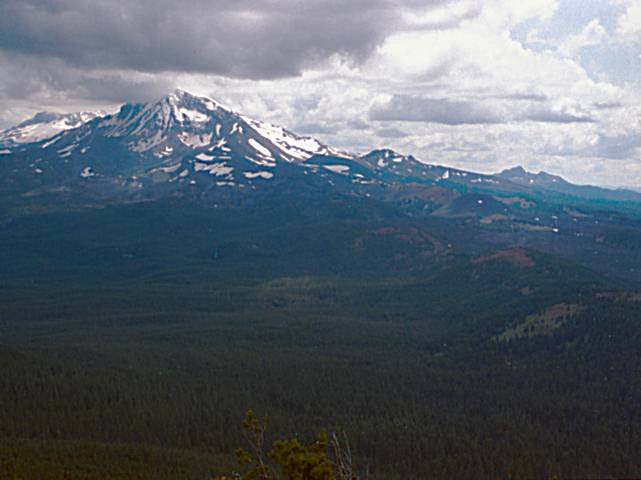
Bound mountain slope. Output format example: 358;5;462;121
0;90;369;200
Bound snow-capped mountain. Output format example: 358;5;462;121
0;89;362;192
0;89;545;202
96;89;349;162
0;111;105;149
2;88;640;206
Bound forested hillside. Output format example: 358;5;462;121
1;196;641;479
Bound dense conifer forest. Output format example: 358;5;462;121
1;197;641;479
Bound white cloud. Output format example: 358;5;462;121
557;19;609;57
616;2;641;43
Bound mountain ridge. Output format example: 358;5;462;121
498;165;641;202
1;89;640;206
0;110;106;148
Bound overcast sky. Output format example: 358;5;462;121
1;0;640;187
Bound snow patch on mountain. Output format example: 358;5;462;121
58;144;77;155
150;162;182;174
178;108;209;123
248;138;273;158
178;132;213;148
245;156;277;168
195;162;234;177
242;117;350;161
81;167;95;178
323;165;350;174
243;171;274;179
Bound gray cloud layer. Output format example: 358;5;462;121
370;94;598;125
370;95;503;125
0;52;174;104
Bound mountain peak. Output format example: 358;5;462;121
166;88;197;103
161;88;231;114
361;148;417;164
500;166;528;176
498;165;567;187
171;87;190;97
68;87;345;163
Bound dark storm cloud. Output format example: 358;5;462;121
370;95;502;125
74;76;174;103
0;0;454;80
0;53;172;103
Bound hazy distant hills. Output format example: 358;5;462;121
497;165;641;203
